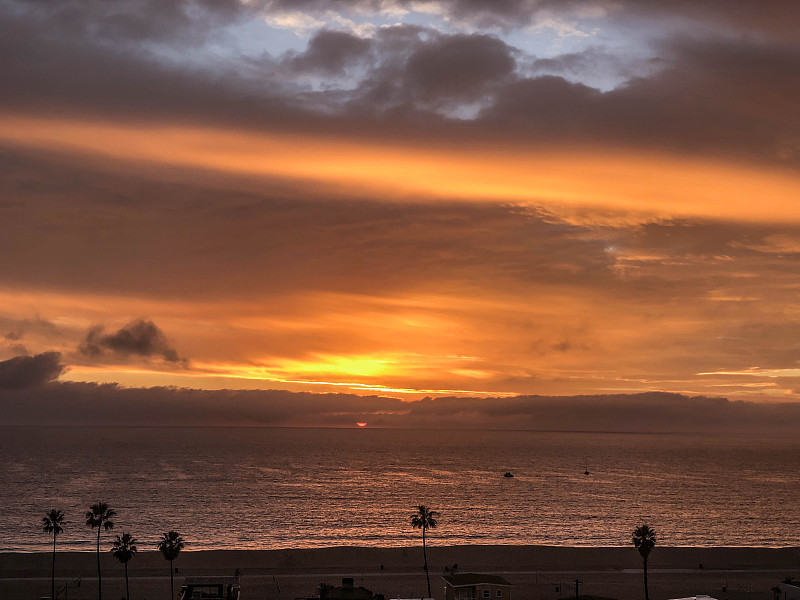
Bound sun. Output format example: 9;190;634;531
356;422;367;427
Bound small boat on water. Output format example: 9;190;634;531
179;576;241;600
503;472;514;478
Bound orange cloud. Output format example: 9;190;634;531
2;113;800;225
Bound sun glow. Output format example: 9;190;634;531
9;279;795;401
270;354;396;378
64;363;515;397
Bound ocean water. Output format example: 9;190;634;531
2;427;799;552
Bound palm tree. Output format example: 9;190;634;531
632;523;656;600
42;509;65;600
157;531;185;600
86;502;116;600
111;533;137;600
410;505;439;598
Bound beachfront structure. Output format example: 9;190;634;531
442;573;512;600
669;596;719;600
314;577;382;600
179;576;241;600
778;581;800;600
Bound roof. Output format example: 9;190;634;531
442;574;512;587
182;577;240;585
782;583;800;590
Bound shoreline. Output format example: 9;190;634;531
3;545;800;600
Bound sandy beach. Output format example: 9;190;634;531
3;546;799;600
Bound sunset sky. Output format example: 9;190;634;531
2;0;800;414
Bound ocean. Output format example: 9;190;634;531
2;427;799;552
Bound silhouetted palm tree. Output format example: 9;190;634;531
411;505;439;598
111;533;137;600
42;509;65;600
632;523;656;600
86;502;116;600
158;531;185;600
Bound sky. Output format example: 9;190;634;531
2;0;800;426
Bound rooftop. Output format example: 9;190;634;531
442;574;512;587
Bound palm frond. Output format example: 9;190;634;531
410;504;439;529
158;530;185;561
42;509;65;535
111;532;138;564
632;523;656;558
86;502;115;529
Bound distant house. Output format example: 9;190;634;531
179;577;240;600
778;580;800;600
309;577;383;600
442;573;512;600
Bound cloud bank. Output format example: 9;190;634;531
2;0;799;169
2;380;800;434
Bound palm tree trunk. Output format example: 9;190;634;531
52;533;57;600
125;561;129;600
170;559;174;600
97;527;102;600
422;528;431;598
643;556;649;600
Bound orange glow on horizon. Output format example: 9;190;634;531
62;363;519;398
6;283;800;402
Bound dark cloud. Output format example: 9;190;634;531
80;319;185;364
3;382;800;433
0;6;303;134
0;352;64;389
0;382;405;427
288;29;372;75
484;75;600;132
482;36;800;166
402;392;800;433
10;0;246;43
622;0;800;43
2;0;799;169
404;34;516;102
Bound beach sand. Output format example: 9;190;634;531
2;546;799;600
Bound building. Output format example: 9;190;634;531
442;573;512;600
178;577;240;600
777;580;800;600
311;577;382;600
